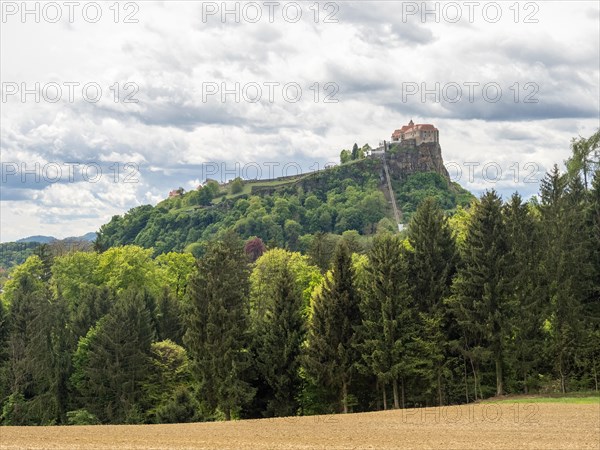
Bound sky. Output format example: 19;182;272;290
1;1;599;242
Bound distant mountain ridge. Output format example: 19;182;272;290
16;232;96;243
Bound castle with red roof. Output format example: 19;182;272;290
391;120;439;146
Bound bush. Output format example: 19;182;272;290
66;409;100;425
230;177;244;194
155;386;199;424
1;393;29;425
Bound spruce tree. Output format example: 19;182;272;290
357;234;414;409
539;168;593;392
407;197;456;405
304;241;360;413
447;190;511;397
407;197;456;312
582;170;600;390
503;193;543;393
71;289;155;423
156;288;184;345
1;266;70;425
254;262;305;417
184;233;254;420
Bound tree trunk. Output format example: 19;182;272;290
495;354;503;396
469;356;478;401
463;357;469;403
559;351;566;394
382;382;387;410
224;408;231;421
437;369;443;406
392;379;400;409
376;380;382;410
342;380;348;413
401;377;405;409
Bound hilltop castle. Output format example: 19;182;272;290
391;120;439;146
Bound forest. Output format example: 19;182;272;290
0;133;598;425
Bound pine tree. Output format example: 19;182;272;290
304;241;360;413
357;234;414;409
407;197;456;405
254;262;305;417
447;190;511;397
184;233;254;420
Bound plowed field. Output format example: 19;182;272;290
1;402;599;449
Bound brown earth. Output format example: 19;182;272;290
1;402;599;449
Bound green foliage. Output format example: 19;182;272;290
97;246;159;295
1;255;45;305
396;172;473;221
184;233;255;420
144;340;192;422
406;198;457;405
155;386;199;423
304;242;361;413
66;409;100;425
230;177;244;194
250;249;322;319
357;234;415;409
1;132;599;426
503;193;544;393
538;167;594;393
447;190;512;397
253;261;305;417
155;251;196;301
95;159;389;256
566;129;599;188
1;393;29;425
71;290;155;423
0;242;39;277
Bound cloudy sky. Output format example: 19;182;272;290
1;1;599;242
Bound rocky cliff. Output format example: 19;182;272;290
385;141;450;182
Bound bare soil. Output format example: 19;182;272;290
1;402;599;449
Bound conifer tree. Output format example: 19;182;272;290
539;167;593;392
304;241;360;413
407;197;456;405
503;193;545;393
448;190;511;397
1;262;70;425
357;234;414;409
184;233;254;420
254;262;305;417
71;289;155;423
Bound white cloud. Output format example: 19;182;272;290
1;1;598;241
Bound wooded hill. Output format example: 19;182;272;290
96;142;472;256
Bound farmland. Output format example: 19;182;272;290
1;400;598;449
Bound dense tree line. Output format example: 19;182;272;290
1;134;599;425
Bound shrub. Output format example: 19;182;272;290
66;409;100;425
